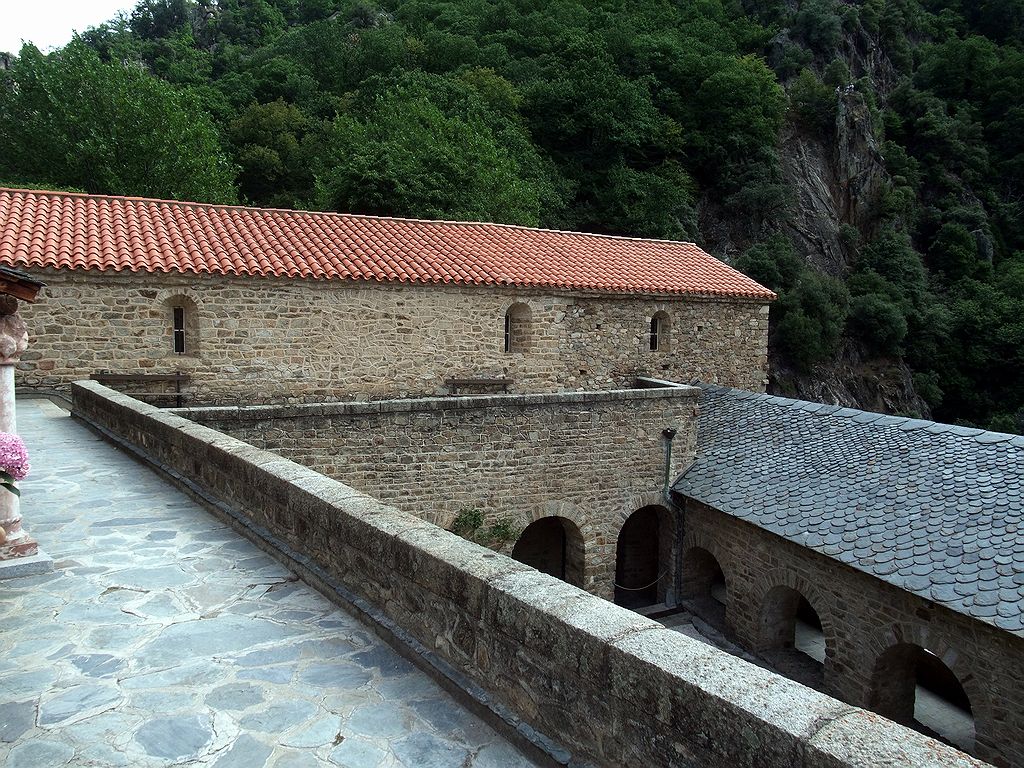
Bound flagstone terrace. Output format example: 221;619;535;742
0;398;537;768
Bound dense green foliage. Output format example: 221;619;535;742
0;0;1021;429
0;41;236;203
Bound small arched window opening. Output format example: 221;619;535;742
163;295;199;357
504;303;531;353
173;307;186;354
649;311;671;352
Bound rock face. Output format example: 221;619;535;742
772;349;929;417
771;86;926;416
834;91;887;235
781;90;887;278
781;125;847;277
701;29;929;418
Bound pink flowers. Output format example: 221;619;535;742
0;432;29;497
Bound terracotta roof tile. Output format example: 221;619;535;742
0;188;775;299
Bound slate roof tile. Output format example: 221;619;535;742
0;188;775;299
673;385;1024;636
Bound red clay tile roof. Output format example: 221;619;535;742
0;188;774;299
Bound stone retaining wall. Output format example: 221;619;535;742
177;387;699;598
18;268;769;403
70;380;985;768
680;499;1023;767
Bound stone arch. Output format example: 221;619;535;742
511;514;585;588
748;569;838;658
526;499;589;531
616;491;668;527
866;623;987;757
679;546;728;604
649;309;672;352
749;572;837;692
679;528;732;603
503;302;532;353
678;544;729;631
156;290;201;357
613;503;675;608
154;287;202;306
759;585;823;649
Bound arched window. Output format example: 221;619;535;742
649;311;671;351
163;295;199;356
504;303;531;353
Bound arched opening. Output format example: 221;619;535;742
869;643;975;754
162;295;199;356
679;547;727;626
758;585;826;689
511;516;584;588
503;303;532;353
649;310;671;352
614;505;674;609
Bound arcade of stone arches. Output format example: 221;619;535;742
508;503;979;760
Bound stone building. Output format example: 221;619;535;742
0;188;772;403
4;187;1022;765
673;385;1024;766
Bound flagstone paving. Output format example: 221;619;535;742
0;398;537;767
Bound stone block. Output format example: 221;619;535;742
484;570;657;683
608;627;850;768
805;709;986;768
392;528;530;619
0;549;54;580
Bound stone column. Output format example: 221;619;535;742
0;295;37;559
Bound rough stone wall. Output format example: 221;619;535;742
70;380;985;768
180;387;700;599
681;499;1024;767
15;268;769;403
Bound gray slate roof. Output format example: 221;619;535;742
673;385;1024;635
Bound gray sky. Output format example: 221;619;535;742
1;1;137;54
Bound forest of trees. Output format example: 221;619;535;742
1;0;1021;431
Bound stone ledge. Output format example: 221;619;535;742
169;385;701;422
0;549;54;580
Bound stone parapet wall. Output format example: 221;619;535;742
177;387;700;598
17;268;769;403
682;499;1023;767
70;380;984;768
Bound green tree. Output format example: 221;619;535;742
229;100;312;207
0;41;235;203
737;235;849;371
789;68;836;136
793;0;842;56
848;293;909;354
130;0;192;40
689;55;787;188
310;73;561;225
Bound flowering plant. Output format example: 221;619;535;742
0;432;30;497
